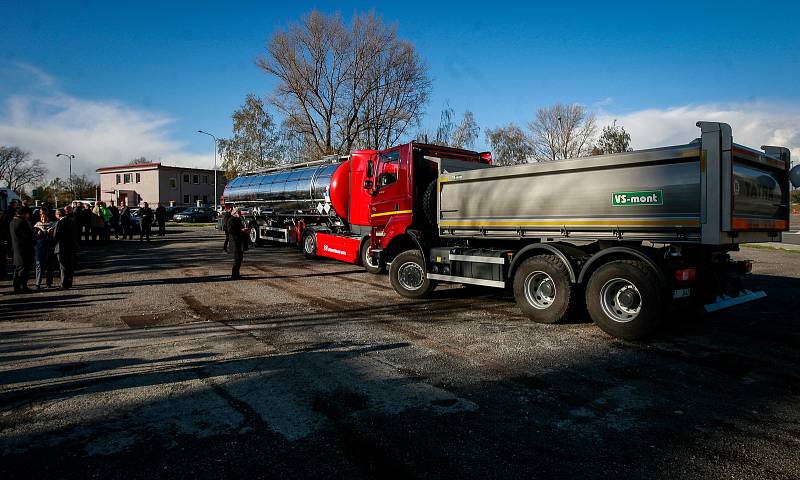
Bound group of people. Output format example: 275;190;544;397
0;200;79;293
70;200;167;243
1;199;172;294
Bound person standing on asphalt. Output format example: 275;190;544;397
120;204;133;240
109;202;120;239
221;204;232;253
139;202;154;242
226;207;249;280
75;203;90;242
155;203;167;236
9;206;34;293
53;207;78;289
33;210;56;289
0;208;9;281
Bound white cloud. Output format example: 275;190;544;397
598;103;800;160
0;65;211;180
14;62;56;87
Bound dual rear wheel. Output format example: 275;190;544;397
513;256;665;340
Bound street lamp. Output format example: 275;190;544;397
197;130;218;210
56;153;76;203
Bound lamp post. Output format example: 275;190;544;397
197;130;218;210
56;153;76;203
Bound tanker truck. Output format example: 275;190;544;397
221;142;489;272
367;122;796;339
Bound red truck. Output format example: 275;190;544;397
367;122;794;339
222;142;490;272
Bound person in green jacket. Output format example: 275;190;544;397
98;202;112;242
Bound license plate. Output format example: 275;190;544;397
673;288;691;299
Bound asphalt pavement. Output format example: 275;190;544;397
1;227;799;479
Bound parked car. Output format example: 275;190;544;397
164;206;182;220
173;207;216;223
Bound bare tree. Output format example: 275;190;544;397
485;123;533;166
452;111;480;149
128;156;149;165
31;174;97;204
0;146;47;191
432;103;455;146
258;10;430;157
218;94;281;178
528;103;597;162
591;120;632;155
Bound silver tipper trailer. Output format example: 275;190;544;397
382;122;795;340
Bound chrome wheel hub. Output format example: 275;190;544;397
397;261;425;291
524;271;556;309
600;278;642;323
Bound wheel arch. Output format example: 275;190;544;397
384;230;427;265
509;243;582;283
577;247;668;287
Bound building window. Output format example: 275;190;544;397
193;195;199;205
203;195;208;205
169;178;176;188
183;195;190;204
183;173;190;183
135;173;141;183
193;174;199;184
116;174;121;184
123;173;132;184
202;175;209;184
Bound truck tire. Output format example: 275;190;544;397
302;231;317;259
585;260;665;340
249;222;262;246
421;180;437;228
390;250;437;298
513;255;578;324
361;240;384;274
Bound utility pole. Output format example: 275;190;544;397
197;130;218;210
56;153;76;200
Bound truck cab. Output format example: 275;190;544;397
365;142;492;268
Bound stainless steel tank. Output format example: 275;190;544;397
224;162;342;215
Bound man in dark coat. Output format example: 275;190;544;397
226;208;248;280
139;202;154;242
221;204;232;253
120;204;133;240
77;204;92;242
109;202;120;239
9;206;34;293
0;208;9;280
155;203;167;236
53;207;79;289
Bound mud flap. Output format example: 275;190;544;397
703;290;767;313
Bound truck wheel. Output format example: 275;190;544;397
390;250;437;298
361;240;384;274
249;222;262;246
513;255;578;324
302;231;317;259
585;260;665;340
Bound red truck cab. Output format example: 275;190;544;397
365;142;491;270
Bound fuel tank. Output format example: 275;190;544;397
224;161;345;217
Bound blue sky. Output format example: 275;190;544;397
2;0;799;177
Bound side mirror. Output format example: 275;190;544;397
790;164;800;189
363;179;373;191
